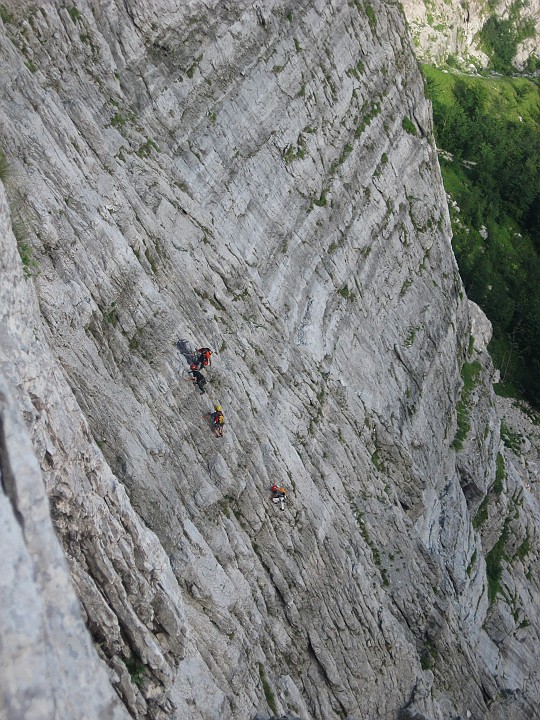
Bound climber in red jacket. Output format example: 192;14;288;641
196;347;213;369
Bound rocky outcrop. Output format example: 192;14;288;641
0;1;539;719
401;0;540;70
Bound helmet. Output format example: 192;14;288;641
271;484;278;492
190;364;197;370
215;405;221;411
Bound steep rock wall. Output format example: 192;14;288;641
0;1;539;719
0;188;132;720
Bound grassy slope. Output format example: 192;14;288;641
421;65;540;124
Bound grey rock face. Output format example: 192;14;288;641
0;1;539;720
0;392;127;720
469;300;492;354
0;182;187;716
0;193;130;720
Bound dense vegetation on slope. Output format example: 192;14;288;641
479;5;537;73
422;66;540;407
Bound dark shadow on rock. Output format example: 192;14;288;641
176;338;198;366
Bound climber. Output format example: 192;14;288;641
189;366;207;395
207;404;224;437
271;484;287;510
196;347;213;369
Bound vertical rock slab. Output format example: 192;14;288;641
0;176;187;717
0;270;129;720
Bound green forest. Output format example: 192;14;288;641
422;66;540;408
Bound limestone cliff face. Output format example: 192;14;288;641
0;2;539;719
0;237;130;720
401;0;540;69
0;182;186;720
